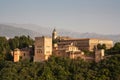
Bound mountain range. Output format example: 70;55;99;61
0;23;120;42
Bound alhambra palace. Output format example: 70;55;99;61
12;29;113;62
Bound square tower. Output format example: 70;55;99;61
13;48;20;62
34;36;52;62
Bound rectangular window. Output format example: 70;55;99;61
37;49;42;53
46;51;50;54
37;46;42;48
46;46;50;48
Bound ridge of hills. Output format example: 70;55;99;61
0;24;41;38
0;23;120;42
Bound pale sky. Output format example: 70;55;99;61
0;0;120;34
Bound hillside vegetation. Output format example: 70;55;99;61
0;55;120;80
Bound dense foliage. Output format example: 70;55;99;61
0;36;34;61
8;35;34;50
0;37;10;60
106;42;120;55
97;43;106;50
0;55;120;80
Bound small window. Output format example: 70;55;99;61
37;49;42;53
37;46;42;48
24;53;25;56
46;51;50;54
46;46;50;48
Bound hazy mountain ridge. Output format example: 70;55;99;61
0;24;120;42
0;24;41;38
6;24;52;36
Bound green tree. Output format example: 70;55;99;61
97;44;106;50
106;42;120;54
0;37;10;60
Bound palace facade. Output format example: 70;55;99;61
52;29;113;51
12;28;113;62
